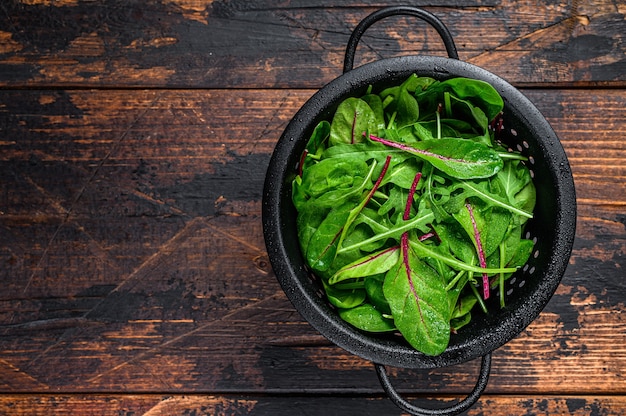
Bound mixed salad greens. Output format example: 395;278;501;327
292;74;536;356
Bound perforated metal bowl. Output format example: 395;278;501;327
262;6;576;415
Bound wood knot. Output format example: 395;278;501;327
253;255;271;274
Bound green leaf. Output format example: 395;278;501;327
439;77;504;121
362;93;386;130
306;203;353;272
330;97;379;145
365;274;392;315
380;74;431;128
305;120;330;155
370;136;503;179
338;303;396;332
417;78;504;122
324;281;366;309
383;237;450;356
380;158;423;189
300;157;368;198
338;210;436;254
296;202;329;255
408;238;518;275
445;179;534;219
329;246;400;285
453;205;512;259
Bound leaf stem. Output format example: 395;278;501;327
470;283;488;314
466;203;490;300
499;241;506;308
498;151;528;161
460;181;533;219
445;269;466;291
408;238;517;275
403;172;422;221
338;156;391;250
338;211;436;254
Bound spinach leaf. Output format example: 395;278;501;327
305;202;354;272
380;78;420;128
338;303;396;332
365;273;392;315
324;280;366;309
439;77;504;121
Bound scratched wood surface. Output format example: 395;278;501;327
1;0;625;415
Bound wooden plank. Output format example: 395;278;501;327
0;88;624;395
0;0;624;88
0;394;625;415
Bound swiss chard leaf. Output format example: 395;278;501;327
370;135;503;179
453;204;511;261
330;97;379;145
383;234;450;356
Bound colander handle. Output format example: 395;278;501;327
343;5;459;73
375;353;491;416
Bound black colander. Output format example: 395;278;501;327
262;6;576;415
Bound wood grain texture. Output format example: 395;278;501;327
0;89;624;399
1;394;626;415
0;0;624;88
1;0;625;414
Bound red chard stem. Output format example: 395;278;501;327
465;202;490;300
403;172;422;221
351;111;359;144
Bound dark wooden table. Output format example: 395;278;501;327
1;1;625;414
